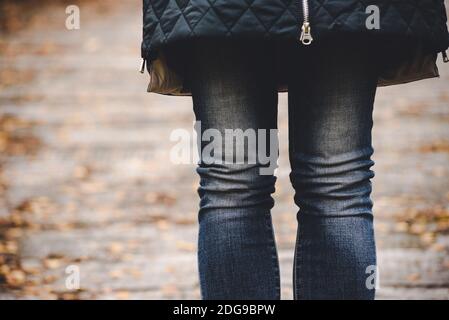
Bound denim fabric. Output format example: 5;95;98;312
189;40;378;300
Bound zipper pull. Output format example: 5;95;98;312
140;58;146;73
443;51;449;63
300;22;313;45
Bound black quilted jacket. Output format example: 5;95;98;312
141;0;449;94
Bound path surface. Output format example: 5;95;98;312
0;0;448;299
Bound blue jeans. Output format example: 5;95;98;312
189;40;378;300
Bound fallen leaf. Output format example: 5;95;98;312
6;269;26;287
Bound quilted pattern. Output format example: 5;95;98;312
142;0;449;60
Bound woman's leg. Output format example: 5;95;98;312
288;43;378;299
189;40;280;300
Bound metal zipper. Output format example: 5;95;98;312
299;0;313;45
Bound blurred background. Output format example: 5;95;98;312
0;0;448;300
